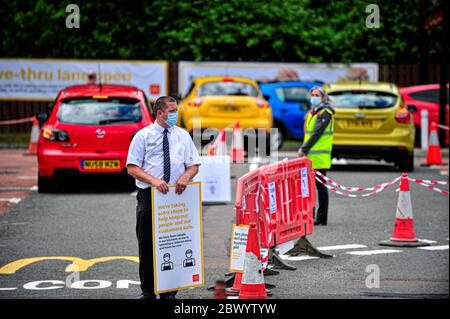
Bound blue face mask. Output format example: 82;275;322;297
164;112;178;127
310;96;321;106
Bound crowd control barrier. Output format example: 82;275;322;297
258;158;316;249
233;157;331;275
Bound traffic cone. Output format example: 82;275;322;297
215;129;227;156
213;280;227;299
379;173;430;248
27;116;40;155
239;222;267;299
425;122;443;165
207;143;215;156
231;122;245;163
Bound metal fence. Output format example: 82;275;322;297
0;63;445;134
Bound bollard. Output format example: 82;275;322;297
421;109;428;150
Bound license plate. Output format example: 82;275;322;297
217;106;239;112
344;120;374;128
82;160;120;170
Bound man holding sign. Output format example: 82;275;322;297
127;96;201;299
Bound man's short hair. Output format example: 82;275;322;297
154;96;177;114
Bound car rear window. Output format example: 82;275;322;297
275;87;309;102
197;81;258;97
328;90;398;109
57;97;142;125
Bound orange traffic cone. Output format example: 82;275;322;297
27;116;40;155
379;173;430;248
239;222;267;299
231;122;245;163
425;122;443;165
213;280;227;299
215;129;227;156
207;143;215;156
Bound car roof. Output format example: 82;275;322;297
399;83;448;93
59;84;143;99
193;76;258;85
259;80;323;88
324;82;399;94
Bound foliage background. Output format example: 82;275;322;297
0;0;443;62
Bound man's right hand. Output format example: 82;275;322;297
153;178;169;194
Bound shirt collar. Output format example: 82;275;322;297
154;121;175;134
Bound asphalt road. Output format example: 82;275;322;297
0;150;448;299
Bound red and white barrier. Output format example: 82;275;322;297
0;117;35;125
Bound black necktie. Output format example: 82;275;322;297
163;129;170;183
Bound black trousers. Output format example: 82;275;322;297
315;169;329;224
136;188;177;298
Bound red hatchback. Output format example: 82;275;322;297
400;84;449;146
37;84;154;192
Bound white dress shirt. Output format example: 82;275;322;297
126;122;201;189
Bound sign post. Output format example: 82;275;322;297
152;182;204;294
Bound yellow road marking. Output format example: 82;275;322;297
0;256;139;275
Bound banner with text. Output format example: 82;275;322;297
0;59;168;101
152;182;204;294
178;61;378;96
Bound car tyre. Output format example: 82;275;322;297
38;175;55;193
396;151;414;172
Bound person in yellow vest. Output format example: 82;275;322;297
298;86;335;226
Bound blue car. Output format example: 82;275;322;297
259;81;324;149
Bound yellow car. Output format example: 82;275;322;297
323;82;415;171
178;76;273;143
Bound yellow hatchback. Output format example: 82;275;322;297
324;82;415;171
178;76;272;133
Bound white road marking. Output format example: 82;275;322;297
0;198;21;204
279;255;319;261
417;239;438;244
346;249;402;256
130;191;137;196
0;287;17;291
440;170;448;176
248;163;259;172
227;296;239;299
331;158;348;165
417;245;449;251
317;244;367;251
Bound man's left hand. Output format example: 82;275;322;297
175;175;190;194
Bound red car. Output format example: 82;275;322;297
37;84;154;192
400;84;449;146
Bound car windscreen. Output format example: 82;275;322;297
328;91;398;109
197;81;258;97
57;97;142;125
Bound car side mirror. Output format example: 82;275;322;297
406;104;418;113
263;95;270;101
36;112;48;125
299;102;309;111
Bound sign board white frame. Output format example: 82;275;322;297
152;181;204;294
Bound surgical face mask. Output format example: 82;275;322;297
164;112;178;127
310;96;321;106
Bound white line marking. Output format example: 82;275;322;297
417;239;438;244
417;245;449;251
0;287;17;291
346;249;402;256
440;171;448;176
227;296;239;299
280;255;319;261
317;244;367;251
248;163;259;172
0;198;21;204
130;191;137;196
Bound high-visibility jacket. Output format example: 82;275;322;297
304;107;334;170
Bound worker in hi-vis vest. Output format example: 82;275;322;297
298;86;335;226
